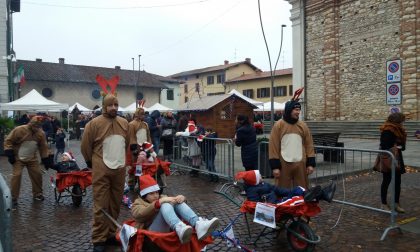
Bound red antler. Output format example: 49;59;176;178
138;99;145;108
292;87;304;101
96;74;109;94
108;75;120;94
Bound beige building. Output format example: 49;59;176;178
170;59;260;106
14;58;172;110
225;68;293;104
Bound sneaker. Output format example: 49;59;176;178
195;217;220;240
303;185;322;202
320;181;336;203
34;195;45;201
381;204;390;211
395;204;405;213
175;222;193;244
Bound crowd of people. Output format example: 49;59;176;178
3;90;410;251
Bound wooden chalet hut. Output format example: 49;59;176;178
177;93;258;138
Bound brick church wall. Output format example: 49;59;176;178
305;0;420;120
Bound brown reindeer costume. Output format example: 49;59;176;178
268;88;316;189
81;75;129;249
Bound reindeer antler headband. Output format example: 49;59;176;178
96;74;120;97
292;87;304;101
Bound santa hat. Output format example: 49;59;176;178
235;170;262;185
187;120;197;133
142;142;154;152
139;175;160;196
197;135;205;142
63;152;75;161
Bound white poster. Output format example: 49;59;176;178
119;224;137;252
253;202;276;228
135;164;142;176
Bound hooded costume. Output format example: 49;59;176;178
81;82;129;245
268;88;315;189
4;115;52;201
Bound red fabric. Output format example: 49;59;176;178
240;197;321;219
254;123;263;130
137;158;171;177
117;219;212;252
55;171;92;193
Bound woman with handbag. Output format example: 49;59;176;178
160;112;177;161
379;112;407;213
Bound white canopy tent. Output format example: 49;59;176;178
254;101;285;112
146;103;173;112
122;102;149;113
228;89;264;106
0;89;69;111
94;106;126;113
69;102;92;113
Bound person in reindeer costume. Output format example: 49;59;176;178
269;88;316;189
81;74;129;252
4;115;53;210
127;100;151;191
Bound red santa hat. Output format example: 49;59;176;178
139;175;160;196
142;142;154;152
187;120;197;133
235;170;262;185
63;151;75;161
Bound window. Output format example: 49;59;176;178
207;76;214;85
184;84;188;93
208;92;224;96
243;89;253;98
92;89;101;99
195;83;200;92
273;86;287;97
42;88;53;98
217;74;225;84
184;96;188;103
220;102;233;120
257;88;270;98
167;89;174;100
289;85;293;96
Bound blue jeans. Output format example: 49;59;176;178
148;203;198;232
153;136;161;156
205;156;216;172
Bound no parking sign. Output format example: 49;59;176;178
386;59;401;83
386;83;401;105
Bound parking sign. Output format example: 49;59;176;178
386;59;401;83
386;83;401;105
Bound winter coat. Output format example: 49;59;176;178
160;116;177;139
55;132;66;149
200;132;217;159
244;182;304;204
380;130;406;174
52;160;80;173
145;110;161;138
131;195;168;229
235;124;258;169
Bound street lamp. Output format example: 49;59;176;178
132;57;135;106
136;54;141;108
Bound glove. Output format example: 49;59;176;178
41;157;53;170
5;149;16;165
130;144;139;155
86;161;92;168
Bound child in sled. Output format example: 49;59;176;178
51;152;80;173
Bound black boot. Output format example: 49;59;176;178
303;185;322;202
320;181;336;203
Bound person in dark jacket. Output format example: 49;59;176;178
379;112;407;213
54;128;66;163
160;112;177;161
52;152;80;173
145;110;162;156
199;128;218;182
234;115;258;171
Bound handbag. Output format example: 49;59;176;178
373;147;399;173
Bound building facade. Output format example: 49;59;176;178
15;58;170;110
0;0;9;103
288;0;420;121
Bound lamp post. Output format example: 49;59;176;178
136;54;141;108
132;57;135;106
270;24;286;128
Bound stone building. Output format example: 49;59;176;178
287;0;420;121
14;58;173;110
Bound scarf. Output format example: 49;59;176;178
380;121;407;145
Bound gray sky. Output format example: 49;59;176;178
13;0;292;77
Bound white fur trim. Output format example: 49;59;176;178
140;184;160;196
254;170;261;185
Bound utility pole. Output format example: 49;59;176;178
136;54;141;108
132;57;135;106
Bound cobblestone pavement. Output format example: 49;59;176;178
2;139;420;251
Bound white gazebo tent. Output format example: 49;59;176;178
254;101;286;112
69;102;92;113
0;89;69;111
146;103;173;112
122;102;149;113
228;89;264;106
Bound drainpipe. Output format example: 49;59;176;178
302;0;308;120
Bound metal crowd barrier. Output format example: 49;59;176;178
0;173;12;252
258;141;401;241
171;135;235;180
